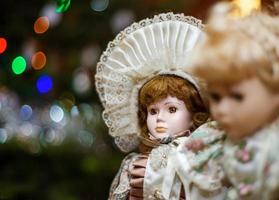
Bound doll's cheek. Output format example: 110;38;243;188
147;117;156;130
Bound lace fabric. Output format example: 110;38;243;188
109;153;140;200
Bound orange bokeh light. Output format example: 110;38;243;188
34;16;49;34
31;51;46;70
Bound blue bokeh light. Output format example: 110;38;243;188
19;104;33;120
36;75;53;93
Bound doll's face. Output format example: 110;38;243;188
146;95;192;139
209;77;279;141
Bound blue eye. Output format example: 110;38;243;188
169;106;177;113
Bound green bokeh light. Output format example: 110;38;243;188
55;0;71;13
12;56;26;75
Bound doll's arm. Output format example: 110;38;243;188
108;153;139;200
129;155;148;200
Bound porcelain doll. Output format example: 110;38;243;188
135;74;209;200
188;4;279;200
94;12;226;199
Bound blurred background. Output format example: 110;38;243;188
0;0;273;199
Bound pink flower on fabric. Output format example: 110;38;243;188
238;183;253;196
236;148;252;163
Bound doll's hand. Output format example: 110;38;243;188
185;139;205;153
129;155;148;200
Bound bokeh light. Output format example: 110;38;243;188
40;126;64;146
111;10;135;34
50;105;64;123
43;128;56;143
32;51;47;70
80;45;100;67
0;37;7;54
22;39;37;67
0;129;8;144
79;103;94;122
78;130;94;147
36;75;53;93
41;3;62;27
12;56;26;75
73;71;91;94
71;106;79;117
90;0;109;12
231;0;261;17
34;16;50;34
19;122;34;137
0;88;20;109
55;0;71;13
19;104;33;121
59;92;75;110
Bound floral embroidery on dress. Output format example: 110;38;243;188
149;144;172;171
223;118;279;200
237;183;254;197
235;142;254;163
154;189;166;200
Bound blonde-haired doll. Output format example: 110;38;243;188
189;3;279;200
95;12;226;199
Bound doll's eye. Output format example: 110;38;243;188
230;92;243;102
169;106;177;113
149;108;158;115
209;92;221;102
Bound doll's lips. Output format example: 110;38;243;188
155;127;167;133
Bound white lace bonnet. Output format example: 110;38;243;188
95;12;204;152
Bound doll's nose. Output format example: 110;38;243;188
156;111;165;122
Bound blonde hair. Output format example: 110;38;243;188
191;4;279;92
138;74;209;139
